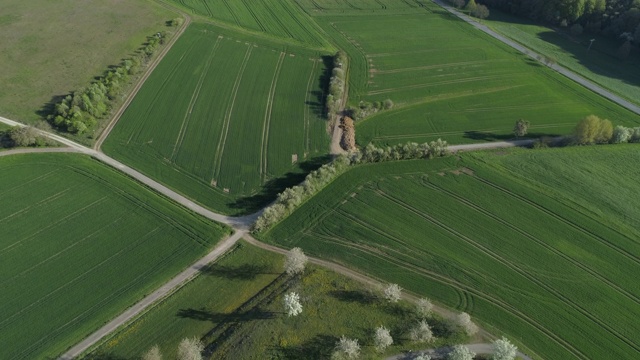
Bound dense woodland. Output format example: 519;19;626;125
482;0;640;41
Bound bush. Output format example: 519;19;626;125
573;115;613;144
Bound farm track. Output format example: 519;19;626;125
93;10;193;151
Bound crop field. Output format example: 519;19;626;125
167;0;330;48
484;10;640;108
0;153;228;359
0;0;174;123
90;241;466;360
261;145;640;359
103;23;330;215
302;1;640;145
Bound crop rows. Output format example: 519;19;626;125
173;0;329;47
0;154;227;359
262;148;640;359
103;23;328;215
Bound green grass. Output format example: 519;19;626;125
303;2;640;145
0;0;175;123
0;153;229;359
483;9;640;108
103;22;330;215
89;241;467;360
260;145;640;359
166;0;331;48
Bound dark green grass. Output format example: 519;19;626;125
89;241;467;360
260;145;640;359
103;22;330;215
167;0;331;48
483;9;640;108
308;3;640;145
0;153;228;360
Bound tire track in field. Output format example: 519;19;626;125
0;188;71;224
374;59;507;74
422;178;640;307
0;169;60;199
259;52;286;183
240;0;267;32
304;59;319;154
261;0;295;40
221;0;242;26
472;176;640;266
376;189;640;355
305;230;586;359
200;0;214;17
274;0;323;46
374;0;387;9
0;196;109;256
171;37;222;162
211;45;253;184
366;75;506;96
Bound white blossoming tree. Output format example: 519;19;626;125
142;345;162;360
283;291;303;316
492;337;518;360
448;344;475;360
410;320;434;343
383;283;401;303
416;297;433;318
177;337;203;360
449;312;478;336
374;326;393;352
284;247;308;275
332;336;361;359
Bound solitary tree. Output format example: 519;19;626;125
284;292;303;317
374;326;393;352
383;283;402;303
143;345;162;360
573;115;613;144
177;337;203;360
492;337;518;360
410;320;435;343
332;336;361;359
513;119;530;138
284;247;308;275
448;344;476;360
416;297;434;318
449;312;478;336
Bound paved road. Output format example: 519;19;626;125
432;0;640;116
386;343;533;360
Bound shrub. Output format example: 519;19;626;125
573;115;613;144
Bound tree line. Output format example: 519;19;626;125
47;28;174;134
326;51;348;117
0;126;54;149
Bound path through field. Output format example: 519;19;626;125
385;343;533;360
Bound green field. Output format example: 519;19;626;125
261;145;640;359
103;22;330;215
0;0;174;123
0;153;228;359
167;0;330;48
89;241;467;360
484;9;640;108
300;1;640;145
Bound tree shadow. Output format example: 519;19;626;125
198;263;272;280
229;154;332;213
463;130;560;142
278;334;336;360
177;308;276;323
328;289;377;305
80;353;128;360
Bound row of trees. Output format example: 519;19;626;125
142;337;203;360
572;114;640;144
48;31;169;134
450;0;490;19
0;126;53;148
326;51;348;116
253;139;449;232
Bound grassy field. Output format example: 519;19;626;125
0;0;175;123
260;145;640;359
0;153;228;359
89;241;467;360
301;1;640;145
103;22;330;215
166;0;330;48
484;9;640;108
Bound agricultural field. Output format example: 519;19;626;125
0;153;228;359
167;0;330;48
261;145;640;359
103;22;330;215
0;0;175;123
484;9;640;108
89;241;467;360
301;1;640;145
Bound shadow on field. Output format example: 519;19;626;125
277;334;336;360
198;263;273;280
230;155;332;213
177;308;276;323
82;353;128;360
463;130;560;142
305;55;333;119
329;289;377;305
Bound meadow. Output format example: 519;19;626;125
261;145;640;359
0;0;174;123
167;0;330;48
484;9;640;108
0;153;228;359
88;241;467;360
103;22;330;215
301;1;640;145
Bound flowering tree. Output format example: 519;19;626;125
284;247;308;275
374;326;393;352
410;320;434;343
283;292;303;316
416;297;433;318
448;344;475;360
383;283;401;303
492;337;518;360
177;337;203;360
450;312;478;335
332;336;360;359
142;345;162;360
